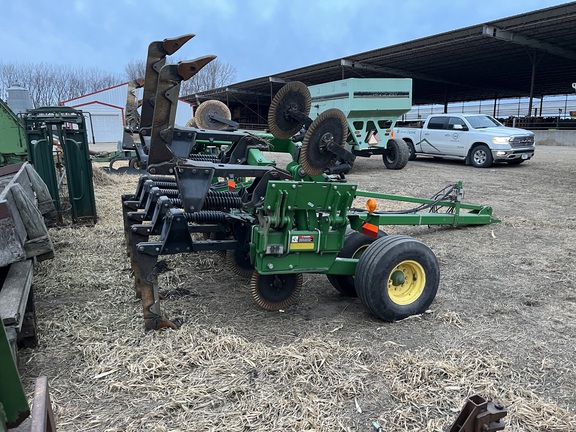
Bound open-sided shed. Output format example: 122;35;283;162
184;3;576;128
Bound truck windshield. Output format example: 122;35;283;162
466;115;503;129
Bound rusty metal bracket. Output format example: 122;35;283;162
30;376;57;432
447;394;507;432
140;34;195;132
147;56;216;173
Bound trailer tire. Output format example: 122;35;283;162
355;235;439;321
469;144;493;168
383;138;410;169
326;229;386;297
405;140;417;161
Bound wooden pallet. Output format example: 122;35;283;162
0;163;55;268
0;259;36;362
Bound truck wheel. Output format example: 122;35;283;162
382;138;409;169
355;235;439;321
405;140;417;161
326;229;386;297
469;145;493;168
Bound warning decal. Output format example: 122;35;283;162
290;235;315;250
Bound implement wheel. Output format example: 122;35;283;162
195;100;231;130
267;81;311;139
355;235;439;321
225;247;254;278
327;229;386;297
250;273;303;311
300;108;348;176
129;157;141;170
383;138;410;169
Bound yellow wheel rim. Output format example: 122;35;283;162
387;260;426;305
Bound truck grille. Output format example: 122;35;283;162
510;136;535;147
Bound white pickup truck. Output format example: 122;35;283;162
394;114;535;167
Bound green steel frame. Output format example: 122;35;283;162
24;107;97;224
0;321;29;429
249;179;497;276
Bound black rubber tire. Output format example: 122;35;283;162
406;140;417;161
355;235;439;321
128;157;141;170
326;229;387;297
507;159;525;165
469;144;493;168
382;138;410;169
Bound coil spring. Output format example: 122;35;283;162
204;195;242;209
204;190;242;209
189;153;220;162
207;190;239;198
152;181;177;189
184;210;227;223
158;189;180;197
166;192;239;209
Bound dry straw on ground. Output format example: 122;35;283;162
19;156;576;431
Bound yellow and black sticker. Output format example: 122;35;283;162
290;235;315;251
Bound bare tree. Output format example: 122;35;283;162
124;60;146;82
0;57;234;108
0;61;123;107
181;59;237;95
124;58;236;96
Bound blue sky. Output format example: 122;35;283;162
0;0;572;83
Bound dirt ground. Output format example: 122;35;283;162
18;145;576;431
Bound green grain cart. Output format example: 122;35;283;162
308;78;412;170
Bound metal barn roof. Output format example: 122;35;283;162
183;2;576;126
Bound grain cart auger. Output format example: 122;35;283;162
124;76;498;331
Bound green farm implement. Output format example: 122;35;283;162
123;35;498;330
0;99;27;167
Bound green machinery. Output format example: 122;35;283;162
1;320;57;431
0;320;29;430
0;99;27;167
307;78;412;170
122;35;498;331
23;107;97;224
